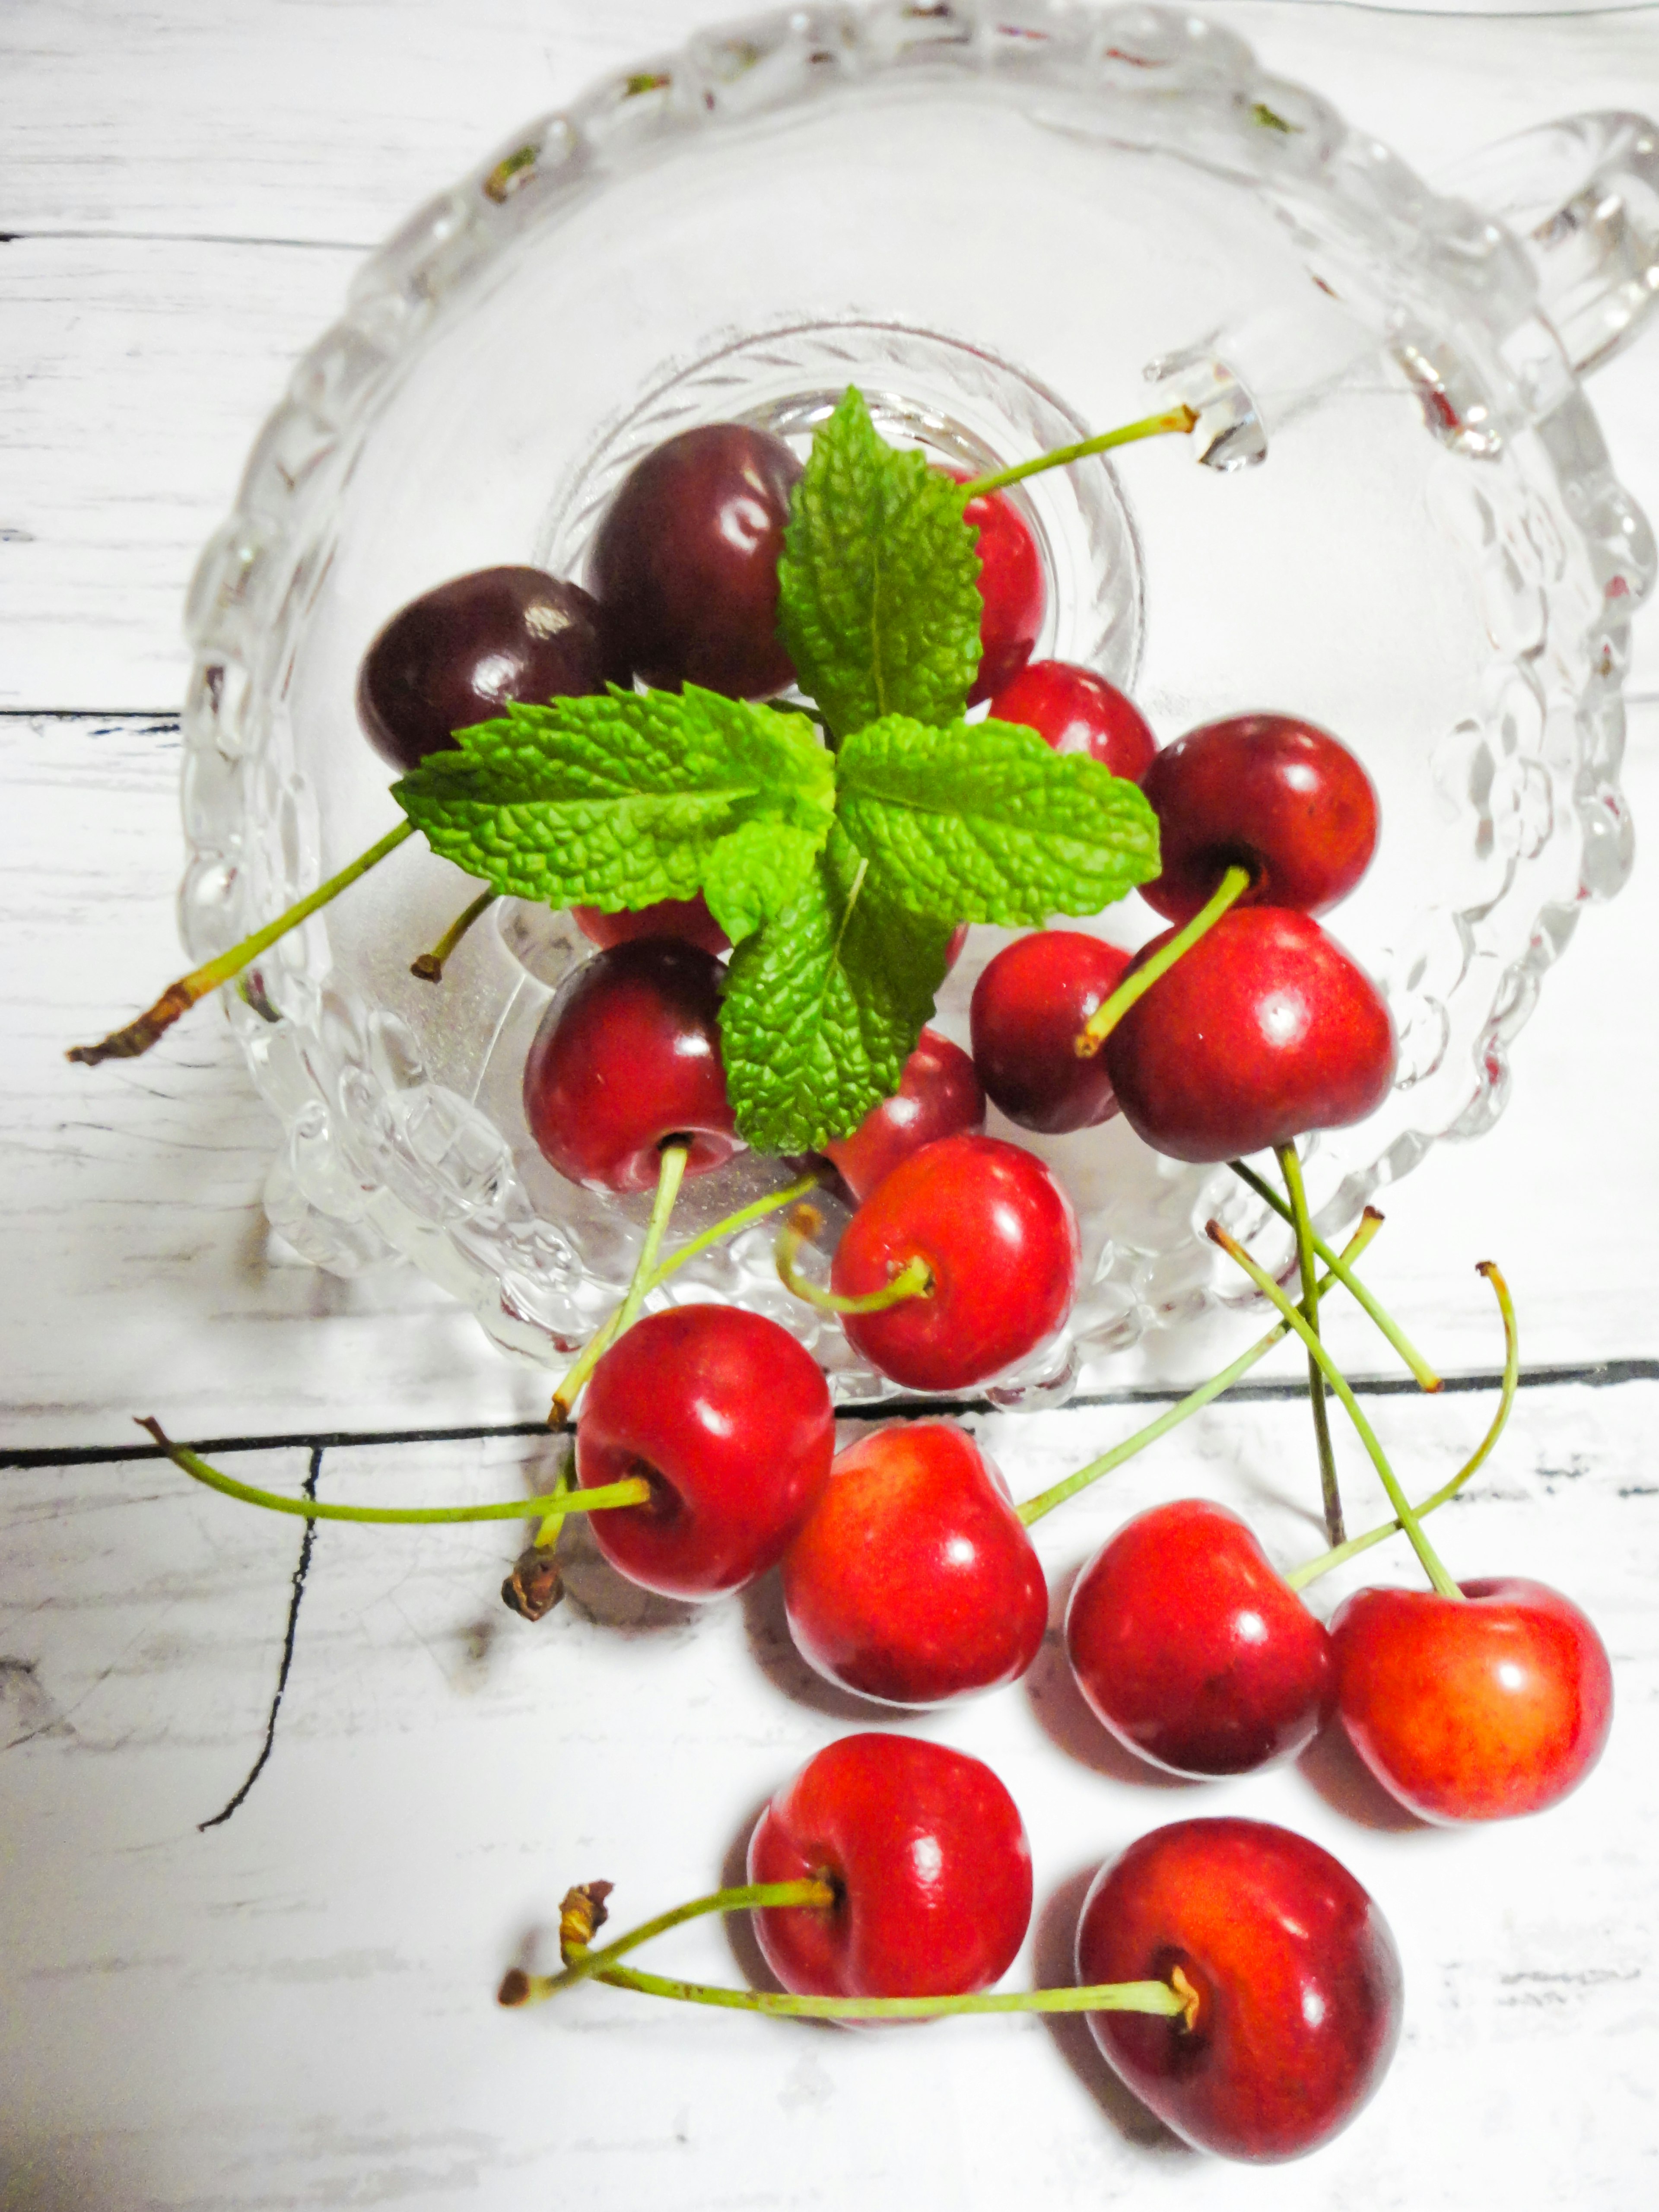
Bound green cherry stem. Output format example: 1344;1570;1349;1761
1074;866;1252;1059
138;1418;649;1527
547;1166;824;1424
509;1880;838;2002
1205;1221;1463;1600
1286;1261;1517;1592
1016;1210;1382;1526
1277;1142;1344;1548
411;888;498;982
961;404;1199;500
68;819;416;1066
1229;1158;1441;1392
775;1203;934;1315
576;1962;1194;2024
613;1142;690;1341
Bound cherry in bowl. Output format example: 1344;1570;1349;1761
822;1027;985;1204
970;929;1131;1135
988;659;1157;782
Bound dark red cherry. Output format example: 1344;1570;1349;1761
1065;1500;1335;1777
782;1422;1048;1706
521;938;741;1192
970;930;1131;1134
1141;714;1378;924
1103;907;1395;1163
1332;1577;1614;1823
747;1733;1033;2007
988;659;1157;781
823;1028;985;1204
575;1306;833;1599
831;1133;1078;1391
591;423;801;699
960;483;1045;705
356;566;609;772
572;894;730;958
1077;1818;1402;2161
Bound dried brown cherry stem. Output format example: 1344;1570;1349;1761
411;888;498;981
1276;1142;1344;1548
775;1202;933;1315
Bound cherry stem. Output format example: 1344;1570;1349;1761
1230;1158;1441;1391
138;1418;649;1527
775;1203;934;1315
1074;865;1252;1059
1017;1211;1382;1526
961;404;1199;500
613;1142;690;1342
547;1167;824;1425
1286;1261;1517;1591
411;888;497;982
1205;1221;1463;1600
67;819;416;1065
509;1880;838;2001
1277;1143;1344;1548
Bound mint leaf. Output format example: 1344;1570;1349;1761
777;387;982;737
719;822;955;1152
836;714;1160;926
394;686;834;920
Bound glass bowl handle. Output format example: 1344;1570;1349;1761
1439;112;1659;377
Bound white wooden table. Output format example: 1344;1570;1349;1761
4;5;1659;2206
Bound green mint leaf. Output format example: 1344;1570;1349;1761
777;387;982;737
393;686;834;918
836;714;1161;925
719;822;955;1152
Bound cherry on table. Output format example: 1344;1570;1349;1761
823;1027;985;1204
1140;713;1379;924
1076;1816;1402;2161
988;659;1157;782
747;1732;1033;2008
830;1132;1079;1391
356;566;611;771
591;422;801;699
782;1421;1048;1706
575;1304;834;1600
572;894;731;958
1103;906;1395;1164
970;930;1132;1134
522;938;741;1191
1332;1576;1614;1822
1065;1499;1334;1777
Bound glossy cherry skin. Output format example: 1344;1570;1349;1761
1141;714;1379;924
782;1423;1049;1706
970;930;1132;1134
1103;907;1395;1164
1077;1818;1402;2161
747;1732;1033;2009
591;423;801;699
830;1133;1079;1391
356;566;610;771
521;939;741;1192
988;659;1157;782
571;893;731;958
1332;1577;1614;1823
1066;1500;1335;1777
575;1306;834;1600
940;472;1045;705
823;1028;985;1204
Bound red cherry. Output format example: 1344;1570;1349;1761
747;1733;1033;2006
823;1028;985;1204
572;894;731;958
591;423;801;699
1076;1817;1402;2161
1141;715;1379;924
988;659;1157;782
1065;1500;1335;1777
970;930;1132;1134
521;939;741;1192
1331;1577;1614;1823
830;1133;1079;1391
939;471;1045;706
1103;907;1395;1164
356;566;610;771
782;1422;1048;1706
574;1306;833;1599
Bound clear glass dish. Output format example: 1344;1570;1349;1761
178;1;1659;1401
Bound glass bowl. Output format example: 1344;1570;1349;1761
178;1;1659;1402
